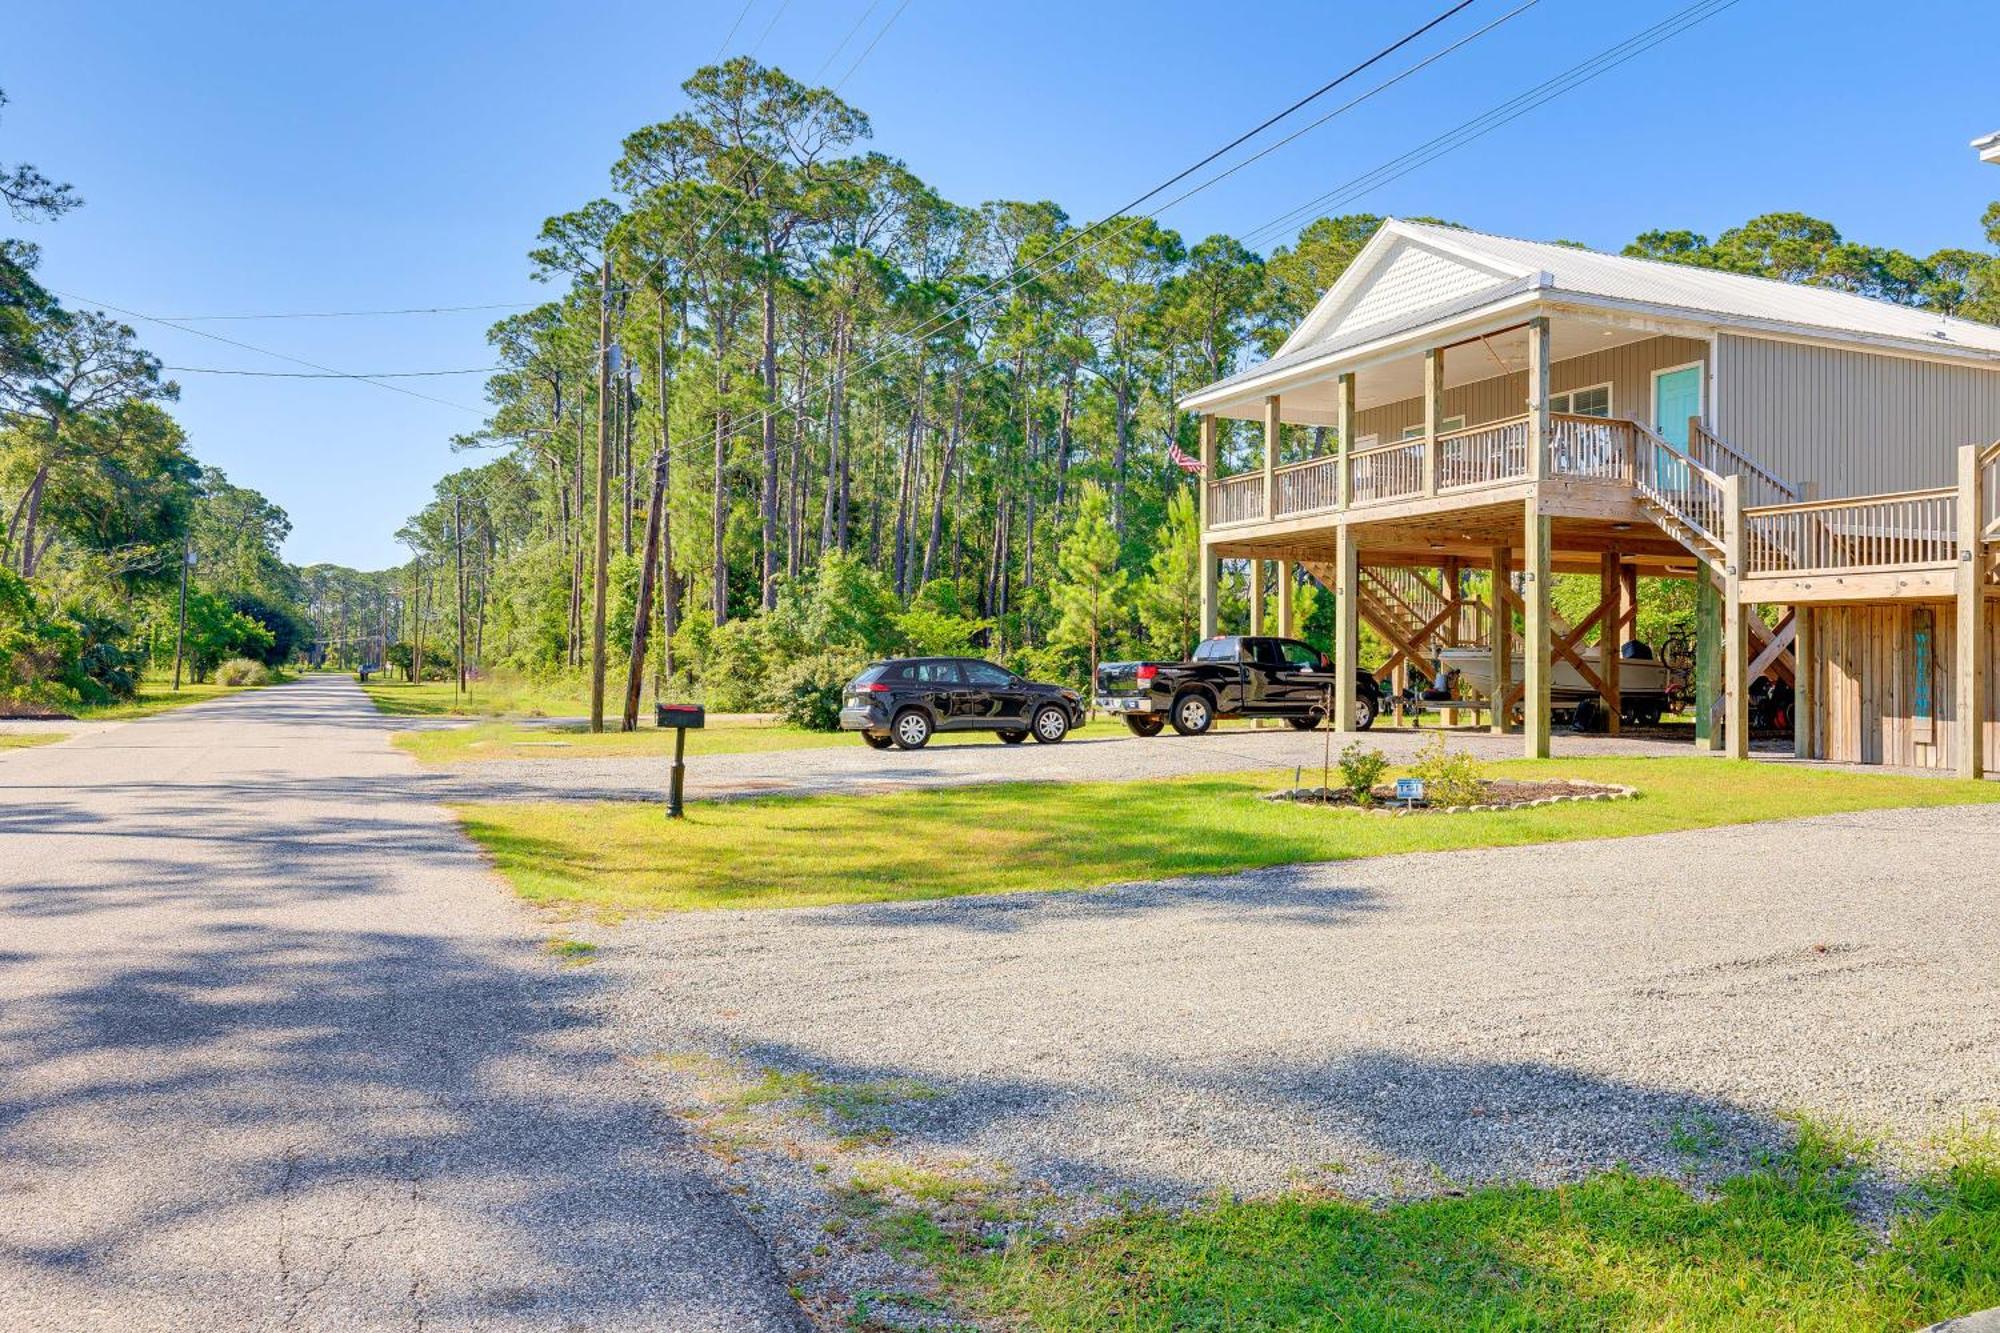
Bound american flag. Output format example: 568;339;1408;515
1167;442;1205;475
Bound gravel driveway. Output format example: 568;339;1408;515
0;677;803;1332
586;802;2000;1207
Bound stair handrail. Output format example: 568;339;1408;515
1690;420;1798;504
1630;421;1729;557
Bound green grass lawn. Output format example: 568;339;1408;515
395;714;1142;765
69;675;292;721
0;732;65;750
453;756;2000;914
915;1124;2000;1331
356;675;591;718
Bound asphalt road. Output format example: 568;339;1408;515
0;677;803;1332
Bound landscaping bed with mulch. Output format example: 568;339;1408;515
1266;778;1636;813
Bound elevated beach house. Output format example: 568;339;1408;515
1180;220;2000;775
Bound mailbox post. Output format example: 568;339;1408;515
655;703;705;817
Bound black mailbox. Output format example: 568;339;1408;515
656;702;706;729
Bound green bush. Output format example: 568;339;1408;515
1337;741;1389;805
215;657;273;687
1409;733;1485;806
774;651;873;732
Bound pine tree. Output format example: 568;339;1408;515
1136;487;1199;657
1049;482;1128;689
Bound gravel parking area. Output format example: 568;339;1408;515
430;721;1700;804
583;801;2000;1209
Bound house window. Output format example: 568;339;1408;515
1550;383;1612;417
1400;415;1465;440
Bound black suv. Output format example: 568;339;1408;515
840;657;1085;750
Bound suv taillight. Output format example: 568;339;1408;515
1136;664;1157;681
864;682;891;693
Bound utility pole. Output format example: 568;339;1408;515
589;258;614;733
454;492;468;696
623;448;669;731
171;536;195;690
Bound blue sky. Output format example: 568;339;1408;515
9;0;1996;569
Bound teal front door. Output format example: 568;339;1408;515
1653;364;1703;447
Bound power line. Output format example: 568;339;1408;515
713;0;757;59
50;287;487;415
832;0;912;91
813;0;881;80
154;300;541;321
164;364;499;378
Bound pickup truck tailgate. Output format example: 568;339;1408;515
1095;661;1150;695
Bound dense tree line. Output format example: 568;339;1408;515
0;89;300;710
374;58;2000;725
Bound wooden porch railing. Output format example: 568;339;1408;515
1741;488;1958;577
1273;453;1341;517
1437;415;1529;490
1206;472;1265;527
1347;438;1426;505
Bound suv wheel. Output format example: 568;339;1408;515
1170;691;1213;737
999;729;1028;745
891;709;932;750
1353;692;1377;732
1031;705;1070;743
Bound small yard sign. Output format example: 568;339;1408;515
1394;777;1425;805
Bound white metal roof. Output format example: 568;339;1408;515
1388;220;2000;356
1185;218;2000;415
1977;130;2000;164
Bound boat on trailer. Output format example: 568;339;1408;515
1437;645;1672;724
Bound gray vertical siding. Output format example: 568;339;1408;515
1351;335;1709;443
1716;334;2000;497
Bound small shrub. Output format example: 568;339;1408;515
1337;741;1389;805
215;657;273;687
774;652;873;732
1409;733;1484;806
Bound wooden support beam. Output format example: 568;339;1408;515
1248;558;1265;636
1748;612;1795;682
1693;568;1722;752
1263;394;1281;524
1423;347;1443;498
1198;414;1218;641
1498;580;1609;697
1526;316;1550;483
1723;475;1749;759
1277;559;1295;638
1199;542;1218;640
1490;546;1511;735
1523;496;1552;758
1600;552;1622;734
1336;373;1356;511
1956;442;1987;779
1334;524;1359;732
1792;605;1814;759
1363;599;1457;684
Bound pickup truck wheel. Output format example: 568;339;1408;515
998;729;1028;745
861;731;894;750
1124;715;1165;738
1169;691;1214;737
1353;692;1377;732
891;709;932;750
1031;704;1070;743
1286;714;1320;731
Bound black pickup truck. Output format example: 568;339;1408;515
1094;635;1380;737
